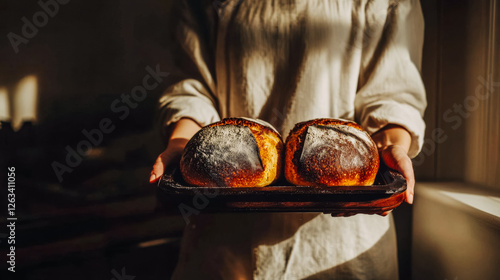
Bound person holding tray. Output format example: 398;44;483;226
150;0;426;279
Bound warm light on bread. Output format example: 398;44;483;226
284;119;379;186
180;118;283;187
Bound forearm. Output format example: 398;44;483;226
166;118;202;152
169;118;202;142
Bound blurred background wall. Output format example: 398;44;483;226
414;0;500;279
0;0;178;193
0;1;187;279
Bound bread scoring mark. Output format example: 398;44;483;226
285;118;379;187
301;124;370;164
299;125;373;184
181;125;264;187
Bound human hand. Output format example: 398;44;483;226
330;125;414;218
371;124;414;204
149;138;189;183
379;144;415;204
149;118;202;183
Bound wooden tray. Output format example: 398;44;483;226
156;163;406;215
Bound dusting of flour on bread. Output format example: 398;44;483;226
181;125;264;186
299;124;373;183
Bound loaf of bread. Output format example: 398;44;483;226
180;118;283;188
284;119;379;186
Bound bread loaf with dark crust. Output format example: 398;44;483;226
284;119;379;186
180;118;283;188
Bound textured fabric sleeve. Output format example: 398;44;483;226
355;0;427;158
159;0;220;137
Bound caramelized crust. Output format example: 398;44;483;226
284;119;379;186
181;118;283;188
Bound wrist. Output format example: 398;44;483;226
371;124;412;154
164;118;202;156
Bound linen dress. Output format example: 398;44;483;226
159;0;427;279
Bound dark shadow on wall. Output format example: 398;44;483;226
0;0;176;135
0;0;180;191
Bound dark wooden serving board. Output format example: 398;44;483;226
156;163;406;215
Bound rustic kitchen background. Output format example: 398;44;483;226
1;0;499;279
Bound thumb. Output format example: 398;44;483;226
150;151;170;183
